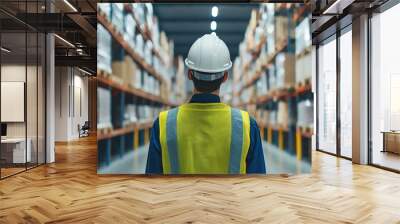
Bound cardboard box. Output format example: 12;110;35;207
295;53;312;84
297;99;313;128
111;60;126;84
123;14;136;48
97;24;112;74
97;87;113;129
123;56;137;88
135;34;144;57
276;16;293;44
111;3;124;34
277;102;288;127
135;69;142;89
275;53;295;88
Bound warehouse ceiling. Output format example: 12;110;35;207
154;3;259;60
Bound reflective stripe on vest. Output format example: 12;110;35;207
228;108;243;174
160;105;250;174
166;107;179;174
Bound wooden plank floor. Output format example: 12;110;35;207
1;136;400;224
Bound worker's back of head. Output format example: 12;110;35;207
185;34;232;93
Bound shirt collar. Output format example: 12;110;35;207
189;93;221;103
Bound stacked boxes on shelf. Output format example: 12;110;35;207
295;16;312;85
97;24;112;74
171;56;186;103
295;16;313;130
233;3;313;156
97;87;113;129
268;64;276;91
123;12;136;48
97;3;188;168
275;15;291;46
256;71;268;96
98;2;183;101
97;3;111;19
111;3;124;34
123;104;137;126
260;4;275;56
275;53;295;89
297;99;313;129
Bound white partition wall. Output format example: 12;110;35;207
54;67;89;141
0;1;48;179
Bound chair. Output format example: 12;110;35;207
78;121;90;138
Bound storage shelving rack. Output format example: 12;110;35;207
97;6;178;168
234;4;313;162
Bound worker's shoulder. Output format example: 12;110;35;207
230;107;258;127
158;107;178;116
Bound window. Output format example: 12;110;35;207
339;28;352;158
0;0;47;179
370;3;400;171
317;36;337;154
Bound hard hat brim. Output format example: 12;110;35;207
185;58;232;73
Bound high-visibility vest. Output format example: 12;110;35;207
159;103;251;174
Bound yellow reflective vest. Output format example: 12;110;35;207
159;103;251;174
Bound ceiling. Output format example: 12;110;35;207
154;3;259;60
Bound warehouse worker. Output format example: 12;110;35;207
146;34;266;174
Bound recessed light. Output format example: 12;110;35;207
210;21;217;31
212;6;218;17
1;47;11;53
78;67;93;76
63;0;78;12
54;34;75;48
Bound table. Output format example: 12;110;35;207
1;138;32;164
381;131;400;154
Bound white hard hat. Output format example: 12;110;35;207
185;34;232;76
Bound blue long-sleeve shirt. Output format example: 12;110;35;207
146;93;266;174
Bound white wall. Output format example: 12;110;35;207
1;65;36;137
54;67;89;141
1;65;26;138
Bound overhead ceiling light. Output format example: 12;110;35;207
210;21;217;31
63;0;78;12
211;6;218;17
54;34;75;48
76;48;84;55
78;67;93;76
1;47;11;53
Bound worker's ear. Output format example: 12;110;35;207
222;71;228;82
188;70;193;80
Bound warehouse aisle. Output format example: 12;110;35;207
98;145;149;174
96;3;314;174
263;142;311;174
97;142;310;174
